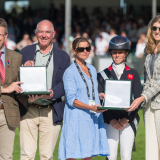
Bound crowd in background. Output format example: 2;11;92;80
1;3;160;59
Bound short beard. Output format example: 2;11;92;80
0;43;4;51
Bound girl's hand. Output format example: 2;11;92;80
110;119;123;130
99;93;106;100
119;118;129;127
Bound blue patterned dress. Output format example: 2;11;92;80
58;61;110;160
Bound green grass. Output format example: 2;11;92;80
13;109;145;160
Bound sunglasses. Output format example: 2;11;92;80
76;46;91;53
152;26;160;32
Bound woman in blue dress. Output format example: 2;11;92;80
58;37;110;160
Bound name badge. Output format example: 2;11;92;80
89;100;96;113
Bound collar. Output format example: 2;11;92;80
72;60;91;70
108;63;130;71
113;62;125;68
36;44;53;56
0;46;5;54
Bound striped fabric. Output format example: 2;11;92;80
0;52;5;84
142;52;160;109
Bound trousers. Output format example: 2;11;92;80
20;106;61;160
105;123;134;160
0;109;15;160
144;100;160;160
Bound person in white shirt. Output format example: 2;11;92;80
5;38;16;50
135;33;147;58
95;34;109;56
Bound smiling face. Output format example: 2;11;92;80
111;49;127;64
73;41;90;61
35;20;55;49
152;22;160;44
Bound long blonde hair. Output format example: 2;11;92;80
146;15;160;54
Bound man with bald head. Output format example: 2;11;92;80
20;20;70;160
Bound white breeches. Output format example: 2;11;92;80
105;123;134;160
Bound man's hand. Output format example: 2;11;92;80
119;118;129;127
28;95;43;103
42;89;54;100
127;96;145;112
24;61;34;66
2;81;23;93
110;119;123;130
99;93;106;100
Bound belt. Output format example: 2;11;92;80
31;104;52;109
0;104;4;109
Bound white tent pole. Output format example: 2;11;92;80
65;0;72;55
152;0;157;18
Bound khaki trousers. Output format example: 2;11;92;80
20;106;61;160
144;101;160;160
0;109;15;160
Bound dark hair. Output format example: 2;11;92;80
0;18;8;33
72;37;90;50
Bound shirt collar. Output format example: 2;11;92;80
73;60;91;70
109;63;130;71
36;44;53;56
0;46;5;54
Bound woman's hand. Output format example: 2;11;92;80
90;105;101;112
99;93;106;100
96;109;108;113
127;96;145;112
89;105;108;113
110;119;123;130
119;118;129;127
28;95;43;103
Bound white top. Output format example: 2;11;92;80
135;43;146;57
6;39;16;50
112;62;125;79
95;38;109;56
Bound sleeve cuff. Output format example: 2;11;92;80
141;93;147;107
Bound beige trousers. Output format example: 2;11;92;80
20;106;61;160
144;101;160;160
0;109;15;160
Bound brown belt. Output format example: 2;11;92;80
0;104;4;109
31;104;52;109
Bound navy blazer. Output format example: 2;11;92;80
20;44;70;125
97;64;142;124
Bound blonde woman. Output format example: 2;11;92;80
128;15;160;160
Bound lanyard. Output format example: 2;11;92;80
74;60;95;100
33;49;53;68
